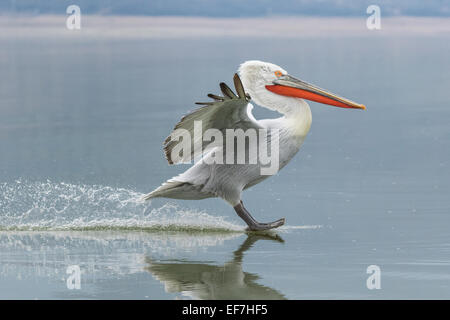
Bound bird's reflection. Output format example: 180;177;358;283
145;233;286;300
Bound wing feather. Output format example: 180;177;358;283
220;82;237;99
163;73;260;165
233;73;246;99
207;93;225;101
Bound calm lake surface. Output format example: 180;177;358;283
0;17;449;299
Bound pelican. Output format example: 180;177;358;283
144;60;365;231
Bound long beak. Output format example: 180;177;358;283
266;75;366;110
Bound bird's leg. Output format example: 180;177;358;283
233;201;285;231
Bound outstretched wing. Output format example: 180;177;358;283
163;73;261;165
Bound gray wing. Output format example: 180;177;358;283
164;73;261;165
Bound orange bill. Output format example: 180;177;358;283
266;75;365;110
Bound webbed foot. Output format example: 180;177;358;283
245;218;285;231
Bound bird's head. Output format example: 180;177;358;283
238;60;365;110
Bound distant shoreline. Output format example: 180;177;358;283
1;15;450;38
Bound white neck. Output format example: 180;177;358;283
279;98;312;138
253;89;312;137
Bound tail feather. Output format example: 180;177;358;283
143;180;213;201
143;181;186;200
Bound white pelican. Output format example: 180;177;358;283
144;60;365;231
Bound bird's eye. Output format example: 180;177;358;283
274;70;283;77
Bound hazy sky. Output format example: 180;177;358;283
1;0;449;17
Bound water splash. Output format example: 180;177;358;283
0;180;243;232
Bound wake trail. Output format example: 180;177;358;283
0;180;243;232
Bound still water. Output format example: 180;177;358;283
0;17;449;299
